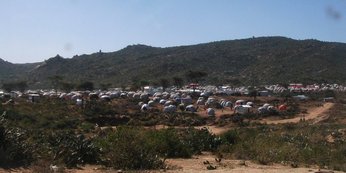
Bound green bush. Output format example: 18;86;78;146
80;122;94;132
0;125;34;167
95;127;220;170
96;127;164;170
147;128;192;158
181;127;221;153
219;124;346;171
47;131;100;167
221;130;239;145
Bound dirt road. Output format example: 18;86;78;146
194;102;335;135
2;152;341;173
162;152;342;173
261;102;334;124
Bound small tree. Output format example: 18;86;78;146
77;81;94;91
2;83;15;92
48;75;64;91
280;90;292;102
159;78;170;92
60;82;75;92
248;88;258;101
172;76;184;88
130;77;149;91
185;70;207;83
16;81;28;92
99;83;112;91
131;77;140;91
139;80;150;92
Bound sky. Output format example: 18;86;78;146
0;0;345;63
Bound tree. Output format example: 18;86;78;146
172;77;184;88
131;77;140;91
99;83;112;91
130;77;149;91
60;82;75;92
248;87;258;101
48;75;64;91
185;70;207;83
16;81;28;92
77;81;94;91
159;78;170;92
139;80;150;92
280;90;292;102
2;81;28;92
2;83;15;92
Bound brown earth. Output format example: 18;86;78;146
161;152;342;173
1;152;341;173
193;102;335;135
260;102;334;124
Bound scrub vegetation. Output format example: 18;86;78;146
0;92;345;171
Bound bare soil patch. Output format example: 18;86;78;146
2;152;342;173
261;102;334;124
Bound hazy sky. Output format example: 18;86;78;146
0;0;345;63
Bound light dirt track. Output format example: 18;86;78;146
1;152;340;173
194;102;335;135
260;102;334;125
161;152;342;173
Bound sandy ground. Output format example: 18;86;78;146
161;152;343;173
1;152;341;173
1;152;342;173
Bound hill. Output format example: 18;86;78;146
0;58;39;83
1;36;346;89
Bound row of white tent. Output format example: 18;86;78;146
1;82;345;100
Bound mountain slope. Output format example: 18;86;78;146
0;58;39;83
1;37;346;89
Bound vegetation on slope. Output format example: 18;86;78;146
1;37;346;88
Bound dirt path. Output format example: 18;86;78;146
194;125;232;135
200;102;335;134
161;152;342;173
143;125;232;136
2;152;341;173
261;102;334;125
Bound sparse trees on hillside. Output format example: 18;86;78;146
2;81;28;92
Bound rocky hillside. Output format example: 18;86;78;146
0;59;38;83
1;36;346;89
